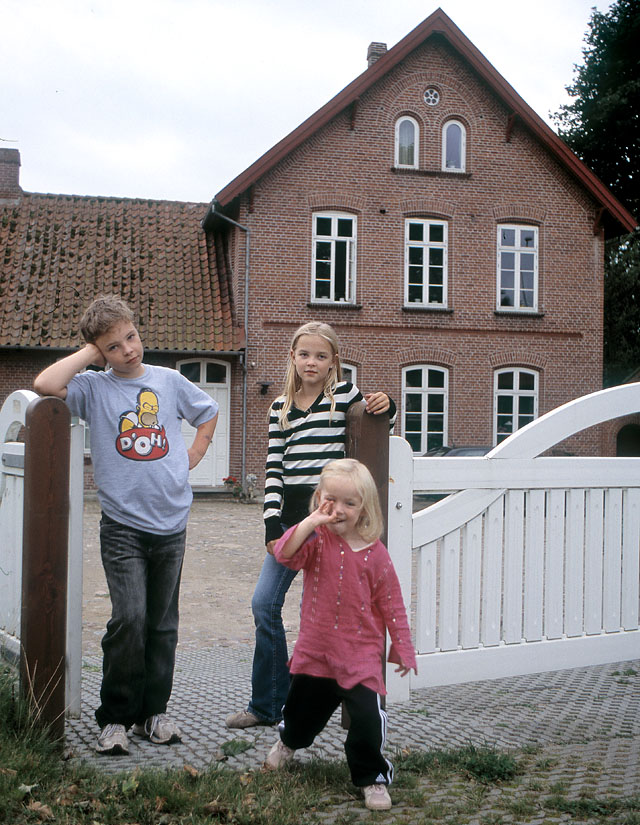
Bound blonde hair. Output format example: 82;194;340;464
80;294;135;343
276;321;342;429
311;458;384;543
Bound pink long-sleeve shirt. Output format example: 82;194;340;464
274;524;416;695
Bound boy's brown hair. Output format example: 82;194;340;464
80;295;135;343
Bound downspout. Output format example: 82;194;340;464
209;205;251;494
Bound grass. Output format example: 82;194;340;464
1;662;638;824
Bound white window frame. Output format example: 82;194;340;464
395;116;419;169
311;211;357;304
497;224;539;311
442;119;466;172
493;367;538;444
404;218;448;307
341;362;357;385
177;358;229;386
402;365;449;454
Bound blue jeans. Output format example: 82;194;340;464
96;514;186;729
248;551;298;724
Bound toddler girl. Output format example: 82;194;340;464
265;458;416;812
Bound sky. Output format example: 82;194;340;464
1;0;614;204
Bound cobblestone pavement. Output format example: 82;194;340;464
65;498;640;822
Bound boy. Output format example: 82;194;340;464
34;295;219;754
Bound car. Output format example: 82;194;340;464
422;444;492;457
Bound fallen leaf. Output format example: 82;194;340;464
27;800;55;821
183;763;199;777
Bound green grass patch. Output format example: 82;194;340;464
396;743;521;784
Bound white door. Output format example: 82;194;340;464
178;359;229;487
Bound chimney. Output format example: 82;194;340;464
367;42;387;68
0;148;22;199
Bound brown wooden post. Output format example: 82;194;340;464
345;400;390;544
342;400;391;727
21;396;70;739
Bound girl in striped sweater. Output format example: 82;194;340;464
226;321;395;729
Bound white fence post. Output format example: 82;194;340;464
0;391;84;716
386;436;414;702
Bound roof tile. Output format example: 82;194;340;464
0;193;242;352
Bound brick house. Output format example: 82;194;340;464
1;9;636;491
203;7;636;478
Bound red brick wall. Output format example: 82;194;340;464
223;37;613;486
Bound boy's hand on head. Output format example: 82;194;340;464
364;392;390;415
85;342;107;369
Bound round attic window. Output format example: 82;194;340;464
423;88;440;106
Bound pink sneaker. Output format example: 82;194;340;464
363;783;392;810
264;738;296;769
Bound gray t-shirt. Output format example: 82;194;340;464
66;365;218;534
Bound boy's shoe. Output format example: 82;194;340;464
96;723;129;755
225;709;264;728
363;784;392;811
264;738;296;770
132;713;181;744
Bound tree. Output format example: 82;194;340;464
553;0;640;385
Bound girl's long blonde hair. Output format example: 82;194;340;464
276;321;342;429
311;458;384;544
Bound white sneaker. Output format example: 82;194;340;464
132;713;181;744
96;723;129;755
264;738;296;770
363;784;392;811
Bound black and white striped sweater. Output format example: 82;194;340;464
263;382;396;543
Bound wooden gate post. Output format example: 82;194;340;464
21;396;70;739
343;401;391;726
345;400;390;543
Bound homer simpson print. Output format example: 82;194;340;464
116;388;169;461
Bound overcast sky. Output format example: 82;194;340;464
2;0;612;203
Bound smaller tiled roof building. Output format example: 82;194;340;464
0;147;243;488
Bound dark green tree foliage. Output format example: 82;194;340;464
604;229;640;385
553;0;640;386
554;0;640;216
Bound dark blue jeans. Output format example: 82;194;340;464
96;513;185;729
248;551;298;724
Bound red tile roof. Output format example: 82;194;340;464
0;191;241;352
214;8;636;234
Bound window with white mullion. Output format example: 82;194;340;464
312;212;356;303
404;219;448;307
402;365;448;454
494;368;538;444
497;224;538;311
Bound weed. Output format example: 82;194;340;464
544;793;640;817
396;743;520;784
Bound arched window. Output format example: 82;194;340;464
395;116;419;168
341;362;357;385
494;368;538;444
402;365;448;454
442;120;466;172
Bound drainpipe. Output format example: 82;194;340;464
208;205;251;494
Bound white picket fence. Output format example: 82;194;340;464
0;390;84;716
385;383;640;703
